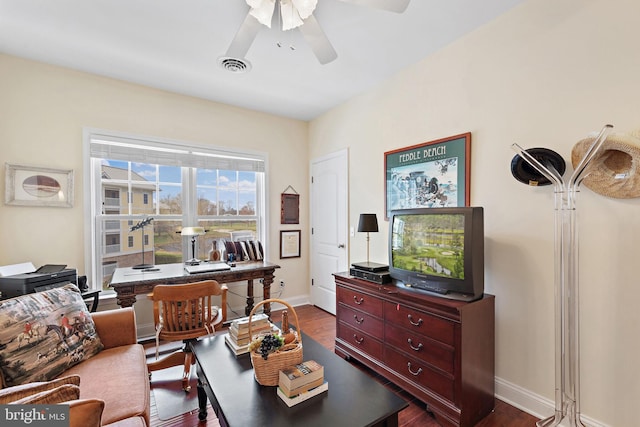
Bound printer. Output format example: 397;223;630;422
0;266;77;299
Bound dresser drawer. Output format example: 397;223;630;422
337;303;384;339
337;285;383;318
384;301;455;346
384;346;455;402
337;323;384;360
385;323;454;375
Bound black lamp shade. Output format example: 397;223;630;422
358;214;379;233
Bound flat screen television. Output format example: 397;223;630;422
388;206;484;302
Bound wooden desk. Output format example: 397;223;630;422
109;262;280;316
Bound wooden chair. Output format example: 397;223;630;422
147;280;228;392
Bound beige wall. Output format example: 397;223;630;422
2;0;639;424
0;53;310;329
309;0;639;425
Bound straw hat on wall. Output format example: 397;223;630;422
571;130;640;199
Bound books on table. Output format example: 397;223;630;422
224;334;250;356
229;321;272;345
231;312;268;330
277;381;328;407
278;360;324;398
280;376;325;398
279;360;324;392
224;313;277;356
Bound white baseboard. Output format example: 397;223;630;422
95;294;119;311
495;377;608;427
137;322;156;341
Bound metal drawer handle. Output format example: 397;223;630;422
353;296;364;305
407;338;423;351
353;334;364;344
407;314;423;326
353;315;364;324
407;362;423;376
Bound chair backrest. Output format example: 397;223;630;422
150;280;227;341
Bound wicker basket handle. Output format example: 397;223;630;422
247;298;302;345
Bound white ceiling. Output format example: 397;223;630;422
0;0;526;121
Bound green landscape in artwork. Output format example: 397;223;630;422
392;214;464;279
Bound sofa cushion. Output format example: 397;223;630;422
11;383;80;404
105;416;147;427
0;374;80;403
0;284;104;387
68;398;105;427
63;344;150;426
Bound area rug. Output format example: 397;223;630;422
150;365;200;421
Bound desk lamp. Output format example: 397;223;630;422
357;213;379;268
182;227;206;265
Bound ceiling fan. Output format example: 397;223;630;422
222;0;410;66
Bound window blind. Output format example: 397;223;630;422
89;134;265;172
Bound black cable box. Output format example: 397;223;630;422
350;267;391;284
350;262;389;273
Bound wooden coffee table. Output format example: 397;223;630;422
191;332;408;426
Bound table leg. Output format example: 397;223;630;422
262;272;274;317
384;413;399;427
245;279;254;316
115;293;137;308
197;376;208;421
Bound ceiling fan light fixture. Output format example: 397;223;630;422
247;0;318;31
247;0;276;28
232;0;409;66
280;2;304;30
291;0;317;17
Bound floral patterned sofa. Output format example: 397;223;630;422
0;284;150;427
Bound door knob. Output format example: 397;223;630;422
338;244;345;248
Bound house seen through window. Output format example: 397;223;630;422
86;131;266;290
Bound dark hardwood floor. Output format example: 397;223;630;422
148;304;539;427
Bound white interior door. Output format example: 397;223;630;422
310;149;348;314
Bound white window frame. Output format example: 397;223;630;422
82;128;269;292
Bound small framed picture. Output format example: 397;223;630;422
5;163;74;208
280;230;301;259
281;193;300;224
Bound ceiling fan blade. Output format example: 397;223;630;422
225;13;263;58
336;0;410;13
298;14;338;65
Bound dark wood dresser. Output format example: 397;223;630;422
334;272;495;427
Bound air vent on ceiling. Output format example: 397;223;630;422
218;57;251;73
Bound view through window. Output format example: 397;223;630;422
86;132;266;290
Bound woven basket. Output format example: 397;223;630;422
248;298;303;386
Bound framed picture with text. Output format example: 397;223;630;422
279;230;301;259
384;133;471;218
